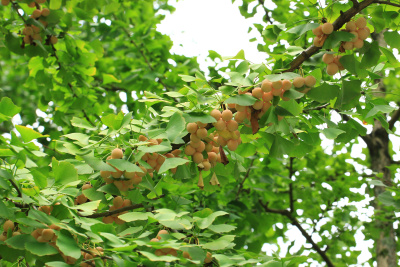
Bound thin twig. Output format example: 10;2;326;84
9;178;22;198
388;105;400;130
303;103;330;113
259;201;334;267
289;157;295;213
257;0;273;24
235;158;256;200
11;2;27;23
375;0;400;7
81;248;113;261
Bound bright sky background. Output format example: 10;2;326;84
157;1;400;266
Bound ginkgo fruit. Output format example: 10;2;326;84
221;109;233;121
111;148;123;159
321;22;333;34
327;63;339;76
355;17;367;28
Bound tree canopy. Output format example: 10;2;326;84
0;0;399;266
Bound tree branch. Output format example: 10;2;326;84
284;0;376;72
9;178;22;198
259;201;334;267
257;0;273;24
289;157;295;213
79;195;165;218
388;105;400;130
236;158;256;200
375;0;400;7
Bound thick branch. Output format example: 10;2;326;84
285;0;376;72
259;201;334;267
375;1;400;7
80;195;164;218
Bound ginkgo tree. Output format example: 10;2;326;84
0;0;399;266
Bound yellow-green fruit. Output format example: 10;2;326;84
3;220;14;232
111;148;123;159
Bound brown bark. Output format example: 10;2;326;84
365;31;397;267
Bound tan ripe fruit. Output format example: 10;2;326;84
102;216;114;224
326;63;339;76
234;111;246;123
184;145;196;156
252;87;263;99
262;92;273;102
186;122;198;134
346;21;357;31
182;251;192;259
282;80;292;91
192;152;204;164
214;119;226;131
227;140;238;151
138;135;147;141
41;229;55;241
32;9;42;19
111;148;123;159
293;77;305;88
252;100;263;110
196;141;206;153
322;53;334;64
342;41;354;50
357;28;369;40
197;128;208;139
221;110;233;122
1;0;10;6
353;39;364;49
202;160;211;171
41;8;50;16
312;25;323;36
313;36;323;47
82;183;92;190
197;121;208;128
355;17;367;28
226;120;238;132
113;196;124;208
204;252;213;263
304;76;316;87
350;31;358;42
3;220;14;232
261;80;272;92
321;23;333;34
210;109;221;121
271;80;282;90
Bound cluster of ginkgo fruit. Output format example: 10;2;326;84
102;196;131;225
150;229;213;263
100;148;145;192
31;224;60;244
1;0;58;45
317;17;370;76
0;220;21;241
312;22;334;47
38;205;53;215
341;17;369;51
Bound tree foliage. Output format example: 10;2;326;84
0;0;399;266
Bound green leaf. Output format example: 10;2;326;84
139;251;178;262
368;180;386;187
194;211;228;229
222;49;246;60
202;235;235;250
179;75;196;82
56;230;82;259
158;158;189;174
25;241;58;256
118;212;152;222
283;90;304;100
0;97;21;123
365;105;396;119
49;0;62;9
323;31;354;49
82;155;115;171
208;224;237;233
53;158;78;186
307;83;339;103
336;80;362;107
71;117;97;131
287;23;319;36
361;41;380;69
103;73;121;84
263;72;300;81
165;112;185;142
269;135;293;157
15;125;48;143
320;128;345;139
384;31;400;50
107;159;144;173
378;191;395;206
224;94;257;106
5;234;36;250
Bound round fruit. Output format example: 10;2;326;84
203;160;211;171
226;120;238;132
235;104;245;112
3;220;14;232
221;110;233;121
182;251;192;259
197;121;207;128
1;0;10;6
190;133;201;143
321;23;333;34
312;25;323;36
150;238;159;242
100;170;111;178
186;122;198;134
227;140;238;151
138;135;147;141
322;53;334;64
252;100;263;110
353;38;364;49
192;152;204;164
355;17;367;28
32;9;42;19
184;145;196;156
326;63;339;76
214;119;226;131
272;88;281;97
313;36;323;47
357;28;369;40
293;77;305;88
208;152;218;162
252;87;263;99
342;41;354;50
102;216;114;224
346;21;357;31
197;128;208;139
42;229;55;241
210;109;221;121
261;80;272;92
234;111;246;123
196;141;206;153
111;148;123;159
304;76;316;87
282;80;292;91
262;92;273;102
204;252;213;263
113;196;124;208
41;8;50;16
50;36;58;44
271;80;282;90
82;183;92;190
350;31;358;42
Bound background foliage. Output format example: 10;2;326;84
0;0;399;266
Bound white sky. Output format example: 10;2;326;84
156;1;399;266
